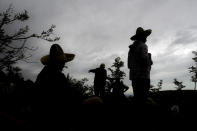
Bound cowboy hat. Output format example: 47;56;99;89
40;44;75;65
130;27;152;41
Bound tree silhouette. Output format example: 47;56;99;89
65;74;94;97
157;80;163;90
150;80;163;93
6;66;23;83
173;78;185;91
106;57;126;94
188;51;197;90
0;5;60;70
108;57;126;80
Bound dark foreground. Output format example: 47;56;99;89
1;90;197;131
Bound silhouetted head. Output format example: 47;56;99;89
82;96;104;104
130;27;152;42
40;44;75;71
100;63;105;68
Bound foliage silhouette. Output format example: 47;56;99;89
65;74;94;97
106;57;126;93
103;57;129;104
0;5;59;70
108;57;126;80
150;80;163;93
173;78;185;90
188;51;197;90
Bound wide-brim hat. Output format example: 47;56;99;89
40;44;75;65
130;27;152;41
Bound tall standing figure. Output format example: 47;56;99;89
89;63;107;97
128;27;153;104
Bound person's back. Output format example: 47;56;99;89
89;63;107;96
128;41;151;80
35;66;69;102
34;44;78;112
94;67;107;85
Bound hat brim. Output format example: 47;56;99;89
40;53;75;65
130;29;152;41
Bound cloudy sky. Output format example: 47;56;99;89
1;0;197;93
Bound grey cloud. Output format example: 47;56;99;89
172;30;197;45
16;61;43;82
150;45;194;90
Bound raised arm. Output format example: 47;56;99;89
89;68;96;73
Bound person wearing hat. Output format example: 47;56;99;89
128;27;153;104
89;63;107;97
34;44;82;112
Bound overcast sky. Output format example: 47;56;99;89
1;0;197;93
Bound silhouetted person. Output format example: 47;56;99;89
82;96;104;104
110;78;129;104
89;63;107;97
112;78;129;96
34;44;79;110
34;44;83;130
128;27;153;104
